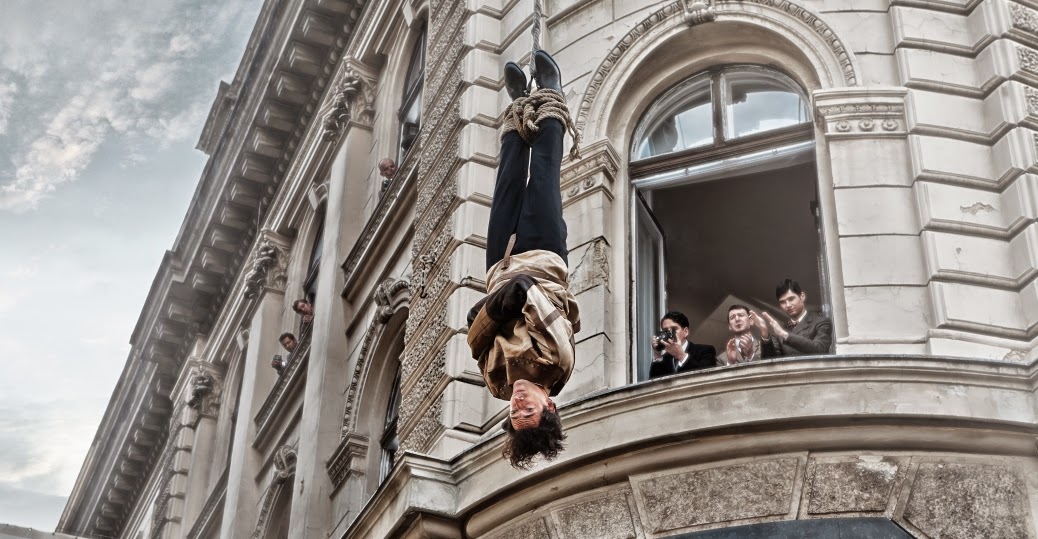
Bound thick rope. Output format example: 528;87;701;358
501;88;582;160
529;0;542;82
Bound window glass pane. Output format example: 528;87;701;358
723;70;807;139
634;77;712;160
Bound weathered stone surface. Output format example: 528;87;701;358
487;516;551;539
903;462;1030;539
553;489;636;539
805;456;904;514
634;458;798;533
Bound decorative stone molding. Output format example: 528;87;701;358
308;180;328;211
683;0;716;25
185;469;227;539
150;403;193;539
814;88;908;139
253;445;297;539
326;433;371;490
341;278;411;435
243;231;291;299
321;65;376;141
575;0;858;136
560;139;621;206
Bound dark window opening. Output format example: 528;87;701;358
398;25;426;161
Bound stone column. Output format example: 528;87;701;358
179;364;223;530
289;63;375;538
220;235;289;538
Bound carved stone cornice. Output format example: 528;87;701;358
561;139;621;207
326;433;371;490
253;445;297;539
814;88;908;139
322;64;377;141
243;231;291;299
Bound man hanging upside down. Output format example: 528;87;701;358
467;50;582;469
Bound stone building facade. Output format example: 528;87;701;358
58;0;1038;538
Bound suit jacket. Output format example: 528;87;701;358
716;337;762;366
649;340;717;378
761;311;833;357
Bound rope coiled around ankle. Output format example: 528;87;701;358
501;88;582;161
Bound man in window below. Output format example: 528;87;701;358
649;311;717;378
292;299;314;325
278;332;297;353
752;279;833;356
378;158;397;196
717;304;764;366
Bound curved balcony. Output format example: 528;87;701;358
341;355;1038;539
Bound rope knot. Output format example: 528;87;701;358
501;88;582;161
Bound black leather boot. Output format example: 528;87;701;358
533;50;562;93
504;61;528;100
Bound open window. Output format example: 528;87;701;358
398;25;425;161
631;65;830;379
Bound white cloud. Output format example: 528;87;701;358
0;79;16;134
0;0;255;212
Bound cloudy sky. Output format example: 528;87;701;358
0;0;261;530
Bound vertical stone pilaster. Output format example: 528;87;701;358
220;290;283;539
289;63;376;537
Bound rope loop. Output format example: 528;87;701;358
501;88;582;160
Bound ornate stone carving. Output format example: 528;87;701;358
575;0;857;135
326;433;370;489
321;66;375;141
1017;46;1038;77
902;462;1029;538
341;278;410;434
252;445;297;539
186;366;222;418
1010;3;1038;36
683;0;716;25
243;236;289;299
815;90;907;138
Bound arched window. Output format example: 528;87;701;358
398;25;425;160
378;367;401;483
630;65;829;380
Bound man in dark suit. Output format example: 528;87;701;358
753;279;833;356
649;311;717;378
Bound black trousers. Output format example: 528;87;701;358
486;118;568;271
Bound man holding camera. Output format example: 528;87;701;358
649;311;717;378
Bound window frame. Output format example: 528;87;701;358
397;25;426;163
630;65;812;179
628;65;829;381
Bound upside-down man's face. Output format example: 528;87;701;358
510;379;554;430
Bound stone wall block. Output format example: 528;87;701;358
444;333;483;382
568;237;610;296
563;190;614;251
801;455;909;517
899;461;1033;539
914;181;1013;235
441;379;499;432
456;160;496;206
829;138;913;188
905;88;1013;139
452;199;491;247
463;47;505;91
826;12;895;54
921;229;1023;286
897;39;1021;95
835;187;920;236
840;235;929;286
550;486;640;539
458;122;498;171
930;280;1029;335
546;0;613;53
559;330;613;404
843;286;932;341
926;337;1021;359
630;457;801;536
458;86;503;130
464;11;503;52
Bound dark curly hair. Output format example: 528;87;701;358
500;407;566;469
